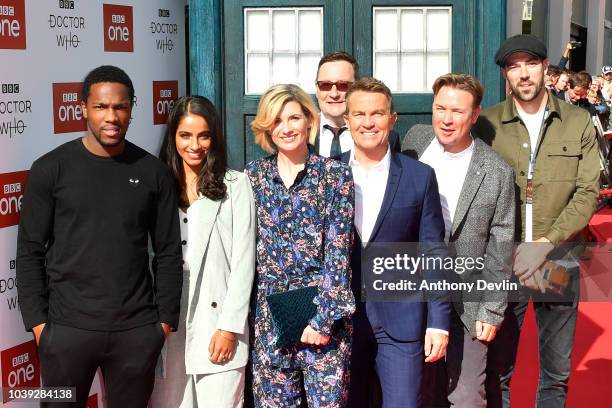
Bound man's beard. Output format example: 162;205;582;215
88;123;126;147
509;77;545;102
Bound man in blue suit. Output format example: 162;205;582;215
342;78;451;408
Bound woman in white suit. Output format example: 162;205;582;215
151;96;256;407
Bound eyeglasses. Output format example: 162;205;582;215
316;80;353;92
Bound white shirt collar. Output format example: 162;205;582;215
430;134;475;159
319;113;347;129
349;145;391;170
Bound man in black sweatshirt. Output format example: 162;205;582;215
16;65;182;407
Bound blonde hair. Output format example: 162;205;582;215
251;84;319;153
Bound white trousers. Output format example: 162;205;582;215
150;276;245;408
152;365;245;408
187;368;245;408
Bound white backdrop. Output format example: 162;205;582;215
0;0;186;406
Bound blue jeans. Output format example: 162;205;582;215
486;269;579;408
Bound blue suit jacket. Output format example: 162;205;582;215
341;150;451;341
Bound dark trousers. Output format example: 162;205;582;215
486;269;579;408
422;311;492;408
38;321;165;407
348;304;424;408
446;312;490;408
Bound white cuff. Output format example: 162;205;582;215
426;328;449;337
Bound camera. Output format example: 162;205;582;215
570;40;582;49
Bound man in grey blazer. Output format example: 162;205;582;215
402;73;515;407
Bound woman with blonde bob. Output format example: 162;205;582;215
245;84;356;407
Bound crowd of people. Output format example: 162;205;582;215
15;34;602;408
545;40;612;128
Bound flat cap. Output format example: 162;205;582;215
495;34;547;67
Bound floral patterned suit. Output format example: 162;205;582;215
245;150;355;407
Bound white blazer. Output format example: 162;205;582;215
183;169;256;374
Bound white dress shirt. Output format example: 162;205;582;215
420;136;474;242
318;114;353;157
351;147;448;336
349;147;390;243
179;208;189;272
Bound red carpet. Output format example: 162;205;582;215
511;302;612;407
511;209;612;406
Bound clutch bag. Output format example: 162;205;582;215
266;286;318;348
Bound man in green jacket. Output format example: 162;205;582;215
473;34;599;408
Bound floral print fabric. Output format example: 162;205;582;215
245;150;355;368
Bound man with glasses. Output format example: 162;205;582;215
314;51;399;158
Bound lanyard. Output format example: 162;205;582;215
527;104;549;178
525;104;549;204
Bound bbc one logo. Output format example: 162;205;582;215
87;394;99;408
103;3;133;52
52;82;86;134
0;170;27;229
153;81;178;125
1;341;40;403
0;0;26;49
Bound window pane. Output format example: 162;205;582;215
273;11;295;51
299;11;322;52
247;54;270;94
375;52;398;91
299;54;320;92
401;54;425;92
246;10;269;52
374;9;398;50
245;7;322;95
401;10;424;51
372;6;451;93
272;53;297;85
427;53;450;89
427;10;450;50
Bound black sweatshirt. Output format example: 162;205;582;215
17;139;182;331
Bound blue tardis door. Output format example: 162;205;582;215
190;0;506;169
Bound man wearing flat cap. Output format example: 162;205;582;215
473;34;599;408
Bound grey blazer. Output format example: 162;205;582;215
402;124;515;335
183;169;256;374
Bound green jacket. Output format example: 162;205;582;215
473;91;599;244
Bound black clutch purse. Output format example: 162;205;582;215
266;286;318;348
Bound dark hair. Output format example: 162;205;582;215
546;64;561;77
317;51;360;79
569;71;592;90
160;96;228;205
432;73;484;108
345;77;394;113
82;65;135;106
